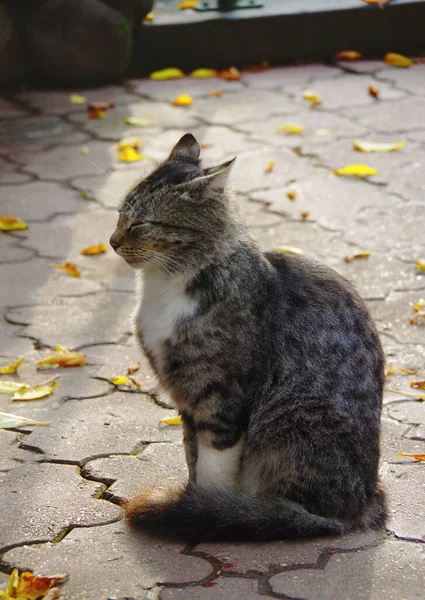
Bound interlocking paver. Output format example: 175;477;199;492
342;95;425;132
243;64;343;91
161;578;263;600
377;63;425;96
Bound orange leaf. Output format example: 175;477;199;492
245;61;269;73
219;67;241;81
38;346;86;369
410;381;425;390
335;50;362;61
300;210;310;219
87;102;115;119
80;243;108;256
368;84;379;98
208;90;224;97
127;361;140;375
265;160;275;173
56;262;81;277
14;569;69;599
0;216;28;231
397;453;425;462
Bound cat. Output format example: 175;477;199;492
109;133;387;542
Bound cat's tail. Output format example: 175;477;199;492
124;485;353;542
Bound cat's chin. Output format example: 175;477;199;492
124;259;146;270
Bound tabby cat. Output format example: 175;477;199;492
109;134;387;542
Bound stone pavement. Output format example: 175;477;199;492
0;61;425;599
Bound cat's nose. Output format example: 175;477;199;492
109;234;121;250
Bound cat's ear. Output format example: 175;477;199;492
169;133;201;162
186;158;236;192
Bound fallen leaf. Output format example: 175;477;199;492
128;376;142;389
334;164;379;178
80;243;107;256
385;365;418;377
219;67;241;81
246;61;269;72
300;210;310;219
344;251;371;262
0;216;28;231
118;147;145;162
416;258;425;272
158;415;182;427
208;90;223;97
127;362;140;374
0;411;51;429
410;312;425;325
190;68;218;78
0;358;24;375
352;139;404;153
384;364;397;378
386;387;425;401
362;0;393;5
87;102;115;119
118;137;141;150
277;123;304;135
150;68;185;80
111;376;129;386
171;94;194;107
335;50;362;61
413;299;425;312
287;190;297;200
144;12;154;21
178;0;197;8
399;368;419;375
302;89;322;107
56;262;81;277
38;346;86;369
0;381;29;395
397;452;425;462
80;190;90;198
80;146;90;155
383;52;413;68
0;568;69;599
125;116;152;127
368;84;380;98
69;93;86;104
265;160;275;173
275;246;304;256
410;381;425;390
12;381;57;402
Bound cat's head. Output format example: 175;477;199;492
110;134;236;272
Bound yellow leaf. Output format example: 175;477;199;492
275;246;305;256
0;411;51;429
81;243;107;256
397;452;425;462
0;358;24;375
410;381;425;390
352;139;404;153
118;137;141;150
118;147;145;162
416;258;425;272
70;93;86;104
383;52;413;68
111;376;129;386
335;50;362;61
38;347;86;369
399;367;419;375
158;415;182;427
265;160;275;173
413;299;425;312
144;12;154;21
334;164;379;178
384;364;397;378
125;116;151;127
150;68;185;80
80;146;90;155
277;123;304;135
12;381;57;402
0;381;29;395
302;89;322;105
0;216;29;231
80;190;90;198
56;262;81;277
189;68;218;79
171;94;193;107
179;0;197;8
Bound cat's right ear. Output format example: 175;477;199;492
169;134;201;162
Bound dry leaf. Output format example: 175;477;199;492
277;123;304;135
287;190;297;200
128;376;142;389
416;258;425;272
80;190;90;198
300;210;310;219
190;68;218;79
275;246;304;256
144;12;154;21
127;362;140;375
38;346;86;369
386;365;418;377
179;0;197;8
150;68;185;80
118;137;141;150
413;299;425;312
219;67;241;81
80;146;89;155
118;147;144;162
81;243;107;256
0;381;29;395
302;89;322;107
245;61;269;73
362;0;393;5
0;358;24;375
0;411;51;429
111;376;129;386
410;381;425;390
208;90;223;97
265;160;275;173
125;116;151;127
69;93;86;104
344;251;371;262
334;164;379;178
12;381;57;402
56;262;81;277
171;94;193;107
397;452;425;462
352;139;404;153
0;216;28;231
335;50;362;61
368;84;380;98
87;102;115;119
399;367;419;375
0;568;69;599
384;364;397;378
158;415;182;427
383;52;413;68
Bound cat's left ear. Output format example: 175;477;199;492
187;157;236;192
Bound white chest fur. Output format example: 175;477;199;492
135;269;198;371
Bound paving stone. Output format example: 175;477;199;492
0;430;38;472
342;96;425;133
377;64;425;96
0;320;34;357
269;540;425;600
19;393;181;463
344;204;425;261
335;60;386;74
24;141;113;181
0;116;76;146
190;90;297;126
195;530;383;575
388;401;425;427
367;290;425;345
386;152;425;204
161;578;263;600
6;291;134;348
0;97;32;119
251;174;401;232
242;64;343;91
0;159;33;184
83;442;187;501
379;417;424;464
91;342;155;389
0;462;120;548
3;520;212;598
0;239;35;263
285;73;405;110
131;76;244;100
